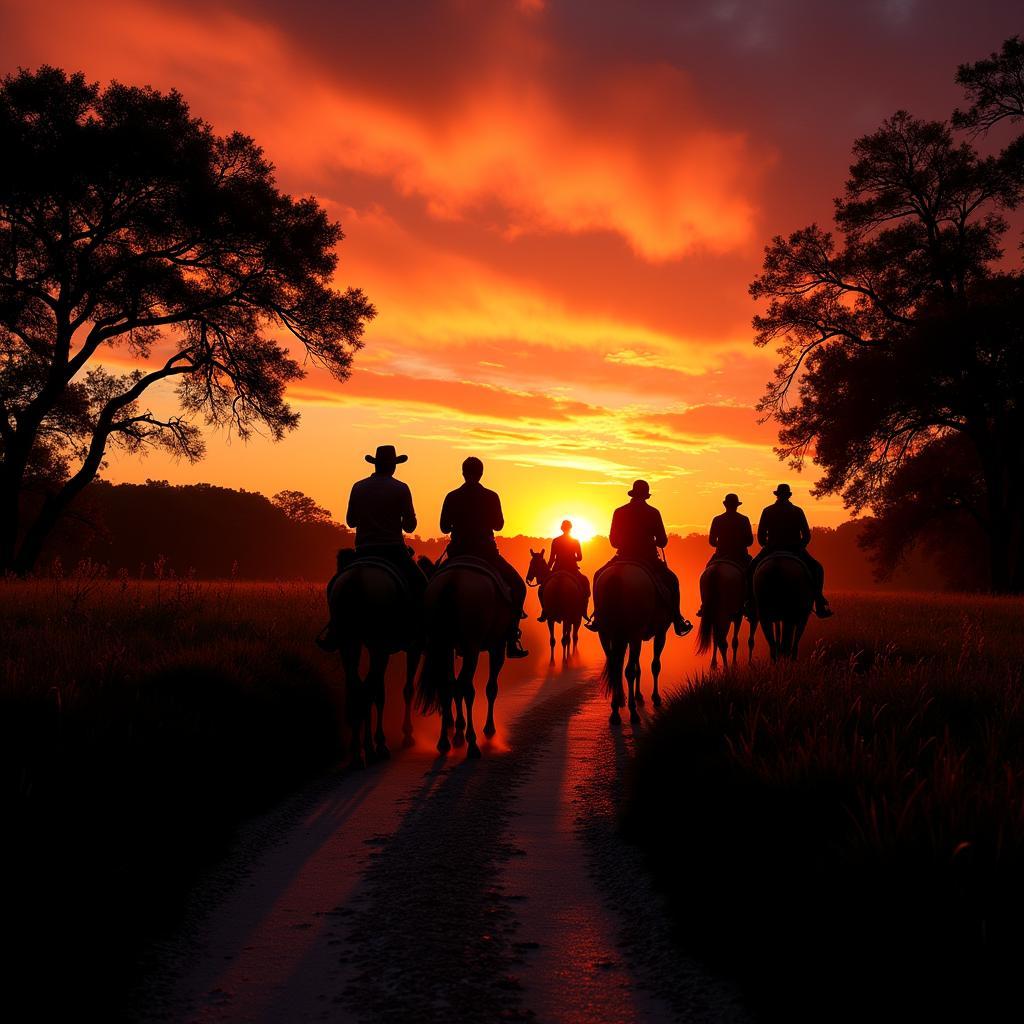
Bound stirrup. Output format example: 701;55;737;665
673;617;693;637
584;618;600;632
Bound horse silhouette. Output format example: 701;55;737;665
697;559;755;668
328;555;425;767
417;558;516;758
595;561;670;724
753;553;814;660
526;549;587;662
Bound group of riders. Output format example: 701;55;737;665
318;444;832;656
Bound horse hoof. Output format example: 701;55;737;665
402;734;415;749
629;707;641;723
635;692;645;705
483;723;496;738
466;744;482;760
609;711;621;726
452;730;465;748
437;738;451;754
652;693;662;709
376;744;390;760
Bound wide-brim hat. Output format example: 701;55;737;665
366;444;408;466
628;479;651;498
723;493;742;506
774;483;792;497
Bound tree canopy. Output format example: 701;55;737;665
0;67;374;573
750;38;1024;590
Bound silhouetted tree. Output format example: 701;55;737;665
954;35;1024;141
0;67;375;574
751;41;1024;592
272;489;334;525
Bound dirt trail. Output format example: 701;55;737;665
140;630;749;1023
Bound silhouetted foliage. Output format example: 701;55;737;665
0;67;374;574
272;488;334;525
751;39;1024;592
954;35;1024;140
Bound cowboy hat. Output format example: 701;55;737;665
366;444;408;465
773;483;793;497
723;493;742;506
628;479;651;499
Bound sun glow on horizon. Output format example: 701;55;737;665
555;516;596;543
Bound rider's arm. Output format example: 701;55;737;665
744;517;754;548
400;483;417;534
439;493;453;535
573;539;582;563
798;508;811;548
345;485;360;529
757;513;768;547
709;517;719;549
491;493;505;532
609;509;622;550
653;510;668;549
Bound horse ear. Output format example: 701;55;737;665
541;548;545;556
530;548;536;556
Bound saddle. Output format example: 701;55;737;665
757;549;813;581
594;558;674;612
705;555;748;575
337;554;414;601
538;569;589;601
430;555;517;608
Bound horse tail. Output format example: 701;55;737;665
600;642;626;705
416;643;449;715
697;605;714;654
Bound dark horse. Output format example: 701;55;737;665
328;553;426;767
417;558;515;758
696;559;755;668
595;561;670;724
525;549;587;662
753;553;814;661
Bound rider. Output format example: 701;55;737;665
316;444;427;651
696;493;753;617
538;519;590;623
748;483;833;618
439;457;529;658
585;480;693;637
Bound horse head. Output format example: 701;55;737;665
526;548;548;585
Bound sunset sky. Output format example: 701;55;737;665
2;0;1020;537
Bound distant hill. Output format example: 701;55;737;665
37;479;952;590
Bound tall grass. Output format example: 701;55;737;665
1;575;344;1019
624;591;1024;1022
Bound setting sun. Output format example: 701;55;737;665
555;516;596;543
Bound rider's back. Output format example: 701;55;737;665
757;501;809;550
347;474;415;547
610;500;666;562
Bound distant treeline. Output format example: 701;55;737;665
36;479;966;591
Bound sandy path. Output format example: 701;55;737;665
139;627;749;1023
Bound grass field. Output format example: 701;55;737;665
624;591;1024;1022
1;576;344;1018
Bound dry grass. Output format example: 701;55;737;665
624;591;1024;1022
1;576;344;1018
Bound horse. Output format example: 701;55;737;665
328;552;426;768
752;552;814;661
417;558;516;759
594;560;671;724
696;558;756;668
525;549;588;662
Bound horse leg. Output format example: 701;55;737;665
791;619;807;661
760;620;777;662
731;618;740;665
561;619;570;660
627;640;642;722
717;622;729;668
457;649;481;758
651;630;665;708
340;641;366;769
367;647;390;760
548;619;556;663
748;615;757;663
402;647;419;748
436;647;454;755
484;648;504;738
606;641;625;725
634;643;645;706
452;651;466;744
572;618;580;652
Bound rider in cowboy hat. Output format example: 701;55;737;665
439;456;529;658
748;483;832;617
696;493;753;617
538;519;590;623
317;445;427;651
586;480;693;637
